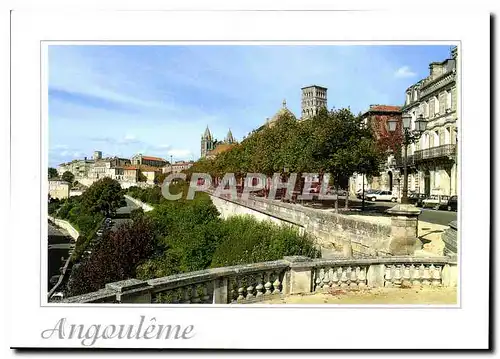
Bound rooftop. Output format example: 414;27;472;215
363;105;402;115
301;84;328;90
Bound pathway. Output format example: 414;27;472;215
261;287;457;305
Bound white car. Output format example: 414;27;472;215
364;190;398;202
422;195;450;210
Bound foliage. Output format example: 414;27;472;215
210;216;320;268
61;171;74;183
48;198;61;215
138;170;147;182
187;107;382;190
81;177;126;217
67;217;155;296
154;172;168;185
135;191;320;280
48;167;58;179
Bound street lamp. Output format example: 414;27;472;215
388;113;427;204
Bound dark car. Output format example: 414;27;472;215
408;193;427;207
447;195;458;211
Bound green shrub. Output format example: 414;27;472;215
210;216;320;268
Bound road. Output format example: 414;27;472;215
302;197;457;226
357;200;457;226
110;197;141;230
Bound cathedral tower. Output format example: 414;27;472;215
201;126;214;158
301;85;328;120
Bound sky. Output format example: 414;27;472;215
48;44;453;167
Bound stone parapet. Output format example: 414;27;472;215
61;256;457;304
209;193;392;256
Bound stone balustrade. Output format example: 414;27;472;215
60;256;457;304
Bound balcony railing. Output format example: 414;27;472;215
414;144;457;162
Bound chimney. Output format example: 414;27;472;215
429;62;444;80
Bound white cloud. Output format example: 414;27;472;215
394;66;416;78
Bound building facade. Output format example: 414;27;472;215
350;105;403;195
399;46;458;196
57;158;95;179
48;180;70;200
131;154;168;168
163;161;194;174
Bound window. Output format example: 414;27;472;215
434;96;440;115
446;90;452;110
445;127;451;144
434;130;440;146
406;93;410;104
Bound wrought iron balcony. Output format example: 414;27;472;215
414;144;456;162
394;155;415;168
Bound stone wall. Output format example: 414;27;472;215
124;195;154;212
209;194;392;256
48;216;79;241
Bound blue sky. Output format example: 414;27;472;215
48;44;452;167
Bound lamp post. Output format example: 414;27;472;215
170;155;173;174
387;113;427;204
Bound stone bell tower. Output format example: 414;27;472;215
201;126;214;158
301;85;328;120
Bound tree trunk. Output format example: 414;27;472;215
334;180;339;213
344;177;349;210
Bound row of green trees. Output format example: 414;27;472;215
185;108;389;188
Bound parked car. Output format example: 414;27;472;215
357;188;377;199
408;193;427;207
422;195;450;210
447;195;458;211
96;229;103;236
334;189;348;197
364;190;397;202
51;292;64;301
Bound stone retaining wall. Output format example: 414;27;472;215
48;216;79;241
209;194;392;256
124;195;154;212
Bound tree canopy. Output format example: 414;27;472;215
81;177;126;217
61;171;74;183
187;107;384;187
48;167;58;179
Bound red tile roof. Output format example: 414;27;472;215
367;105;402;113
142;156;166;162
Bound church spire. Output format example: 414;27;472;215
202;125;212;140
225;128;235;144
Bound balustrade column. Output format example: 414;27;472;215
284;256;314;295
212;277;229;304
